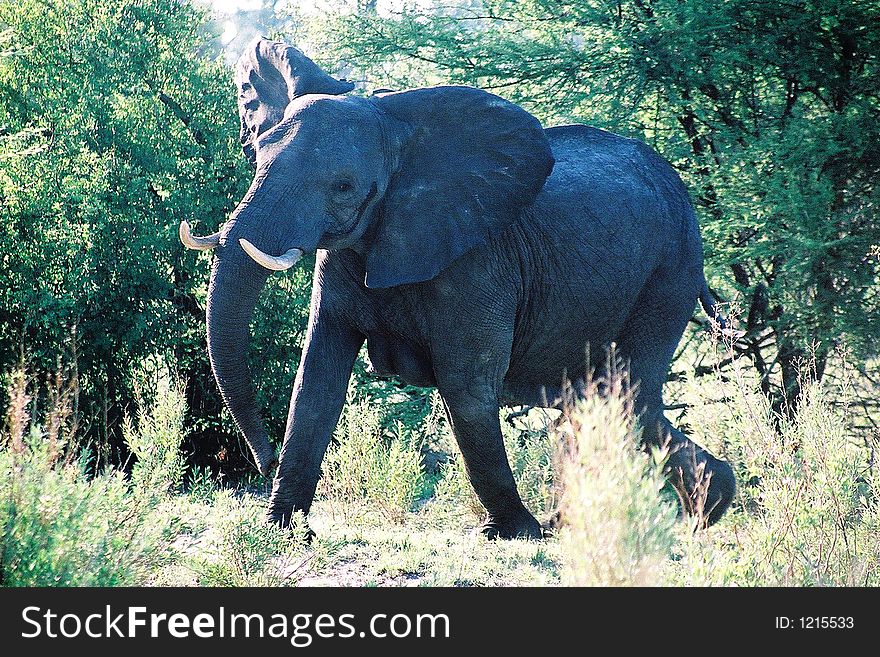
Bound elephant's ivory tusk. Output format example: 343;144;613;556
179;220;221;250
239;238;303;271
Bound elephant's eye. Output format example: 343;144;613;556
334;180;354;194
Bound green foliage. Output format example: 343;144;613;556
3;350;879;588
0;0;234;462
186;464;218;505
320;396;425;523
189;490;309;587
0;0;318;471
503;416;558;519
668;355;880;586
556;378;678;586
248;257;314;443
0;440;166;586
125;379;187;500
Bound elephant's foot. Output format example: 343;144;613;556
267;512;316;543
666;444;736;527
480;508;544;540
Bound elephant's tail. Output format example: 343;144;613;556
698;282;731;334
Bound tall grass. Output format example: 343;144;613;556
189;490;309;587
0;368;313;587
552;351;880;587
125;379;187;501
667;359;880;586
555;375;678;586
3;346;877;588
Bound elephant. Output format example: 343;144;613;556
180;38;736;539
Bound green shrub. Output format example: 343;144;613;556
503;414;558;519
430;457;484;523
556;377;678;586
320;398;425;524
0;370;170;586
125;379;187;502
667;361;880;586
186;465;218;505
0;444;168;586
758;380;876;584
190;491;309;587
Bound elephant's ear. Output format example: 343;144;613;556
236;38;355;166
366;86;554;288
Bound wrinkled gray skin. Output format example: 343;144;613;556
200;39;735;539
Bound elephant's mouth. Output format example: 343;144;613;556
180;183;380;270
180;221;304;272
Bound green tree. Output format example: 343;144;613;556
0;0;311;473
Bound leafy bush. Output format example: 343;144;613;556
503;415;558;520
186;465;218;505
125;379;187;502
667;359;880;586
189;491;309;587
0;0;319;476
0;445;167;586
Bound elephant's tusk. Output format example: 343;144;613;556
179;220;221;250
239;238;303;271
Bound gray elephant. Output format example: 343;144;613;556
181;38;735;539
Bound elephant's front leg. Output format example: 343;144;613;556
267;317;363;528
439;385;543;540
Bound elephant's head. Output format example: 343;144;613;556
182;38;554;475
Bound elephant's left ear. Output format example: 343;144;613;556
365;86;554;288
236;38;355;166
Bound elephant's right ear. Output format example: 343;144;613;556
235;38;355;166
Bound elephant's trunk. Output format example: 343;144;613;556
206;217;276;475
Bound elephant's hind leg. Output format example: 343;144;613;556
613;276;736;527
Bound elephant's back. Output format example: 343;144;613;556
543;124;704;289
532;123;701;278
502;124;702;383
542;124;695;233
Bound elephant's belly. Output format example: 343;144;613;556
501;380;567;408
504;309;632;405
365;334;436;387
